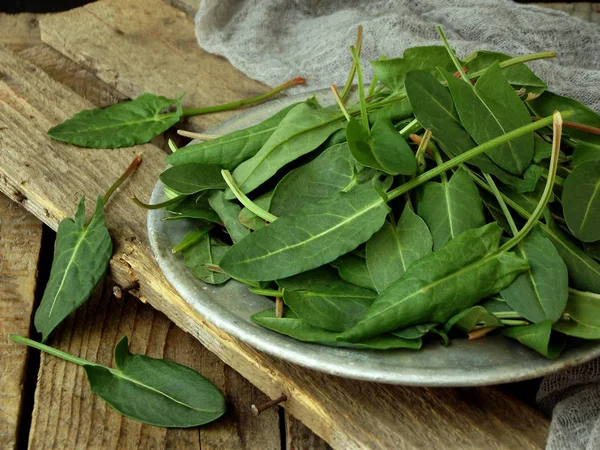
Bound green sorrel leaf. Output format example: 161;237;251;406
366;206;432;293
34;196;112;342
181;234;230;285
444;306;502;334
553;290;600;339
500;227;568;323
159;164;226;196
238;190;273;230
48;93;182;148
85;336;226;427
503;321;565;359
219;187;390;281
443;64;533;175
340;223;529;342
346;117;416;175
208;191;250;244
330;253;376;291
164;193;220;223
562;160;600;242
252;309;421;350
166;103;299;169
417;168;486;249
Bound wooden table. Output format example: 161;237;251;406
0;2;597;449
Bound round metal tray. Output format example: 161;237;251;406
147;90;600;386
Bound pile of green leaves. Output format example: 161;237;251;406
152;28;600;359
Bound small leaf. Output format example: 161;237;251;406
367;98;413;125
330;254;376;291
48;93;182;148
366;206;432;293
220;187;390;281
417;168;486;249
444;306;502;334
562;160;600;242
553;290;600;339
180;234;230;285
503;321;565;359
238;191;273;230
252;309;421;350
572;142;600;168
159;164;226;196
346;117;416;175
166;103;299;169
500;227;568;323
164;192;220;223
392;323;438;339
34;196;112;342
85;337;226;427
208;191;250;244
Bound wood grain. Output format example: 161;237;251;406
38;0;269;131
0;195;43;449
0;44;551;450
28;278;281;449
285;413;331;450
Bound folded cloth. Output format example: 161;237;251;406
194;0;600;111
195;2;600;449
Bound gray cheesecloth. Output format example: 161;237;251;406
193;1;600;448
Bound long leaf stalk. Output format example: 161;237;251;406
181;77;307;117
331;84;351;121
103;155;142;206
132;195;184;210
340;25;363;102
221;170;277;222
350;45;370;130
483;172;519;235
10;334;102;368
437;26;470;83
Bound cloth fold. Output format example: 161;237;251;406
194;2;600;448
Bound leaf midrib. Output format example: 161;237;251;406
56;111;178;135
578;179;600;234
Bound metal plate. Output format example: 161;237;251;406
147;90;600;386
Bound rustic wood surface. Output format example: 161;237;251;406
1;1;596;449
0;19;550;450
0;195;43;449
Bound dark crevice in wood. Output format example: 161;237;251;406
278;406;286;450
16;225;55;450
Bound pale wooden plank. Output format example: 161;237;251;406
0;43;550;450
28;278;282;449
0;195;43;449
38;0;268;131
0;13;40;51
165;0;199;17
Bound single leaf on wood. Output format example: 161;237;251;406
282;271;376;332
464;51;547;95
500;227;568;323
417;168;486;249
366;206;432;293
442;64;534;175
542;217;600;294
219;187;390;281
330;253;376;291
34;196;112;342
48;93;182;148
444;306;502;334
503;321;565;359
553;289;600;339
10;335;226;428
562;160;600;242
269;143;354;216
252;309;422;350
164;192;220;223
228;100;345;197
159;164;226;196
340;223;529;342
346;117;416;175
181;234;230;285
370;46;454;92
208;191;250;244
166;103;299;169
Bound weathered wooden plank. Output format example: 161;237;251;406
28;278;281;449
286;412;331;450
0;13;40;51
0;45;550;450
38;0;268;131
0;195;43;449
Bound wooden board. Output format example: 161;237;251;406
28;278;281;450
0;195;43;449
0;44;551;450
38;0;268;131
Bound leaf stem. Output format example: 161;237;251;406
469;52;557;81
483;173;519;235
498;111;563;253
176;130;220;140
350;45;370;130
568;287;600;301
132;195;184;210
436;26;470;84
9;334;102;368
340;26;363;102
249;288;283;297
103;155;142;206
493;311;524;319
500;319;530;326
330;84;351;121
221;170;277;223
367;55;385;97
387;112;571;202
181;77;306;117
414;130;433;175
399;118;422;137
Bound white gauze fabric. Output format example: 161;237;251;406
194;2;600;449
195;0;600;111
